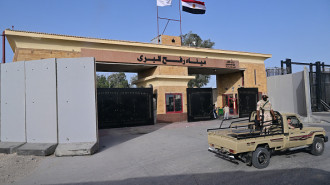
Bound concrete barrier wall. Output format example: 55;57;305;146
0;58;98;155
0;62;26;142
292;71;307;116
57;58;97;143
267;71;307;116
25;59;57;143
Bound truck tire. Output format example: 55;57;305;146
252;147;270;169
311;137;324;156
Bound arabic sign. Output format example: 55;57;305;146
226;60;236;68
137;55;206;65
81;49;239;69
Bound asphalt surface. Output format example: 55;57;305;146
8;114;330;185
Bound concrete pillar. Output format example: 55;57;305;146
135;66;194;122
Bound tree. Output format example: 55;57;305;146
107;72;130;88
188;74;210;88
182;31;215;88
96;72;130;88
182;31;215;48
130;74;138;88
96;74;109;88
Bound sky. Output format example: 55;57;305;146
1;0;330;87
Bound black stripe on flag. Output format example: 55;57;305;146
182;6;205;14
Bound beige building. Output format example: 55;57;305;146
5;30;271;123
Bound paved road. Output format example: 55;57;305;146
10;117;330;185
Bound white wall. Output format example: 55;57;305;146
25;59;57;143
57;58;98;143
0;62;26;142
1;57;98;147
267;71;307;116
292;71;307;115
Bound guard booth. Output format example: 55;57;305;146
238;88;259;118
187;88;213;122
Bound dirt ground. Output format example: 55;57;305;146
0;153;43;185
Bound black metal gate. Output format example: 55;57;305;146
280;59;330;111
238;88;258;118
310;71;330;111
97;88;154;129
187;88;213;122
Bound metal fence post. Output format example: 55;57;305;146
286;59;292;74
315;61;322;111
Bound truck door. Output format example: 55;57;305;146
288;116;306;148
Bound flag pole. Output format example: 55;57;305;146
157;5;160;44
179;0;182;41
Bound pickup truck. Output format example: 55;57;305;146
207;111;328;169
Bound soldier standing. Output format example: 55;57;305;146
256;93;276;134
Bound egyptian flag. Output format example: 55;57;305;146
182;0;206;14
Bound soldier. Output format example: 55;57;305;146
256;93;277;134
287;118;295;129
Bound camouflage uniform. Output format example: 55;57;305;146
257;99;273;133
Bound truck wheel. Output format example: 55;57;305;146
252;147;270;169
311;137;324;156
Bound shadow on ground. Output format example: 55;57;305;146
98;123;168;152
49;168;330;185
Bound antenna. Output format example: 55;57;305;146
157;0;182;44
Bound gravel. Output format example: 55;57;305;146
0;153;43;185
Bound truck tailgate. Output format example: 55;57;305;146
208;130;238;152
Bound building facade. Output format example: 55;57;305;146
5;30;271;123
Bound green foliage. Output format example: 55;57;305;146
182;31;214;87
96;72;130;88
188;74;210;88
96;74;109;88
108;72;130;88
182;31;215;48
130;74;138;88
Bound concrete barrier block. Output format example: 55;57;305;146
0;61;26;143
56;57;98;156
25;59;57;144
0;142;25;154
17;143;58;156
55;142;98;156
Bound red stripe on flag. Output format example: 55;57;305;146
182;0;205;6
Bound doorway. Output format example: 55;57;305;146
223;94;237;115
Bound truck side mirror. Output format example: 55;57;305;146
299;123;303;130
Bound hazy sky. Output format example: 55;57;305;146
1;0;329;87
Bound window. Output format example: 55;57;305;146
287;116;300;128
166;93;182;113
